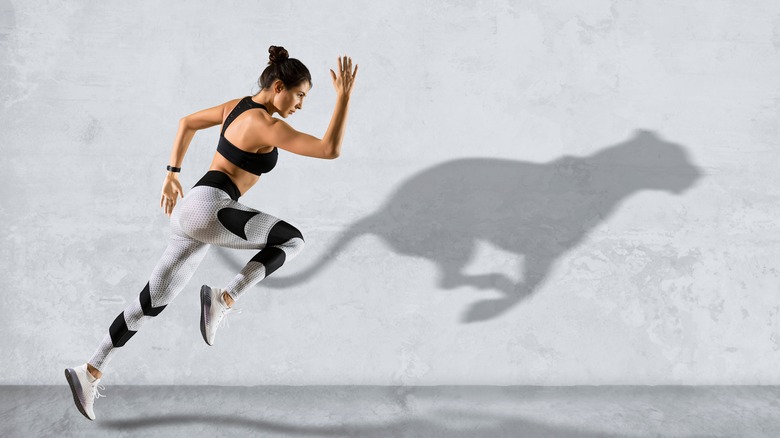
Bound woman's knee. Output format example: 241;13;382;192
288;235;305;255
268;220;304;247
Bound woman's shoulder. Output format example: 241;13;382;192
223;96;246;113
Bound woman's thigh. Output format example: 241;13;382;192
173;186;291;250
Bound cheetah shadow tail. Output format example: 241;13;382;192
261;215;376;289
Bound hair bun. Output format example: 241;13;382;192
268;45;289;65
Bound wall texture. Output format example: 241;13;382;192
2;0;779;385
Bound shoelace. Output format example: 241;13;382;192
217;306;242;329
90;383;107;401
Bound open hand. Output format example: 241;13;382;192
330;55;358;98
160;176;184;216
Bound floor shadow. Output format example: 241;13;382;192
222;129;702;323
99;409;711;438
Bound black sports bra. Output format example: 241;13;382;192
216;96;278;175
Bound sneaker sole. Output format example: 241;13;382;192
200;285;213;346
64;368;93;421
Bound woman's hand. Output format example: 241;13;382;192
160;175;184;216
330;55;358;99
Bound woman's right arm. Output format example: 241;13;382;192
265;55;358;160
265;95;351;160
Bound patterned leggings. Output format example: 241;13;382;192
88;171;305;372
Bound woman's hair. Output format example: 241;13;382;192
257;45;312;90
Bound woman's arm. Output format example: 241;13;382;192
326;56;357;157
323;95;351;158
263;95;350;160
166;100;235;170
160;100;234;216
264;56;357;160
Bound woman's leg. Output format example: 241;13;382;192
88;234;209;373
167;181;303;345
222;210;305;302
199;206;305;344
207;202;306;303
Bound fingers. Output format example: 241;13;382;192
334;55;357;94
338;55;353;74
160;193;177;216
338;56;356;81
166;198;176;216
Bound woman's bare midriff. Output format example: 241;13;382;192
208;149;273;196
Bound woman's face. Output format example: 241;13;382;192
274;81;311;118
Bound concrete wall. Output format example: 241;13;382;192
2;0;779;385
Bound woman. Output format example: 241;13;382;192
65;45;358;421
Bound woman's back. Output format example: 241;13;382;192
210;96;280;195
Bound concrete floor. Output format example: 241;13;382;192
2;385;779;437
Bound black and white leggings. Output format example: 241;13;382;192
88;170;304;372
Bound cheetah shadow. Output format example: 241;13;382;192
219;129;702;323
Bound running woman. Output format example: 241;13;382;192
65;45;358;421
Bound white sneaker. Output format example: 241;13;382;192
65;363;106;421
200;285;240;346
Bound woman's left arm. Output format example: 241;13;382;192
167;101;231;170
161;101;231;216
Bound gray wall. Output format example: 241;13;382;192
2;0;779;385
